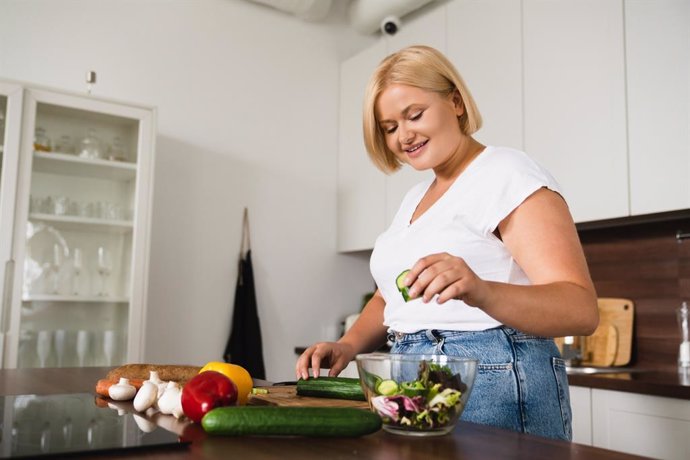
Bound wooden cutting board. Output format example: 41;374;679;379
595;298;634;366
248;385;369;409
582;323;618;367
554;298;634;367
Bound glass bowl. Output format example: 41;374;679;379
355;353;477;436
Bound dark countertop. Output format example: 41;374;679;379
297;346;690;400
567;367;690;399
0;367;647;459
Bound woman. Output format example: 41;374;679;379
296;45;598;440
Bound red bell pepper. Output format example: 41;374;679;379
181;370;238;423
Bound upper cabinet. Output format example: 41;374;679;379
337;41;388;252
337;3;445;252
338;0;690;250
523;0;628;223
446;0;523;151
626;0;690;215
383;6;445;226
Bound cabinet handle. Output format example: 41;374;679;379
1;259;14;333
677;230;690;243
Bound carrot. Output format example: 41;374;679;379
95;378;144;398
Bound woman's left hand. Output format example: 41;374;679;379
405;252;490;306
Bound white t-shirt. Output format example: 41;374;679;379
369;146;563;333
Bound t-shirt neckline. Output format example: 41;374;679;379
406;145;493;227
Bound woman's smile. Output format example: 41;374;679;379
405;139;428;158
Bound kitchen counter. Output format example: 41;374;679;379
567;367;690;399
0;367;649;459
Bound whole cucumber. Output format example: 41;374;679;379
296;377;366;401
201;406;381;437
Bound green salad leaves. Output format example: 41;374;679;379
369;361;468;431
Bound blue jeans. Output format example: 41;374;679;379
388;327;572;441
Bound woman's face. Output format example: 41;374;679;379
376;83;465;171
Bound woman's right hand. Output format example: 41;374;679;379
295;341;356;380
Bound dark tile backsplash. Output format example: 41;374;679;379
578;214;690;370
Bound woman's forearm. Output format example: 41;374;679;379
479;280;598;337
338;292;389;356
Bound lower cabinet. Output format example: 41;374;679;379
569;385;593;445
570;385;690;460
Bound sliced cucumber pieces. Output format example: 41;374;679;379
376;379;399;396
396;269;412;302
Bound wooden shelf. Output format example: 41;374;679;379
32;151;136;181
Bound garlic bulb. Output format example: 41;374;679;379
147;371;168;398
108;377;136;401
133;381;158;412
157;381;183;418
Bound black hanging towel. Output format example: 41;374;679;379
224;208;266;379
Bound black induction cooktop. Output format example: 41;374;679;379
0;393;188;458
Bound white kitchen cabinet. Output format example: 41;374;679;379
523;0;628;223
446;0;523;151
337;4;445;251
0;81;156;369
382;5;445;226
626;0;690;216
592;388;690;460
570;385;593;445
337;40;388;252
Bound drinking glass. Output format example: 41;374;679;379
36;330;52;368
40;421;51;453
76;330;89;367
53;196;69;216
51;243;63;294
54;329;66;367
97;247;112;297
72;248;82;295
103;330;116;366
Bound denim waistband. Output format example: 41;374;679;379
387;326;539;345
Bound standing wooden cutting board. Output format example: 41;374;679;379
248;385;370;409
554;298;635;367
595;298;634;366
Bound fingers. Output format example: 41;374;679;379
404;253;479;303
406;253;457;301
295;343;337;380
295;346;313;380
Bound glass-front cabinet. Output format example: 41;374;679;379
0;80;155;369
0;81;23;368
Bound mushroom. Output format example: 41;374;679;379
133;380;158;412
108;377;136;401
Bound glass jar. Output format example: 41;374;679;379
34;126;52;152
108;136;127;161
78;128;102;160
54;134;75;154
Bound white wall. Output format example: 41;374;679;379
0;0;377;381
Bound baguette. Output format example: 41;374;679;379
106;363;202;385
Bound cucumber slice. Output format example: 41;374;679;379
376;379;399;396
396;269;412;302
401;380;425;397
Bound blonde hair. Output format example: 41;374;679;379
362;45;482;173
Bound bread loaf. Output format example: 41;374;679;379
106;363;202;384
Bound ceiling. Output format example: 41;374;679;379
243;0;436;34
